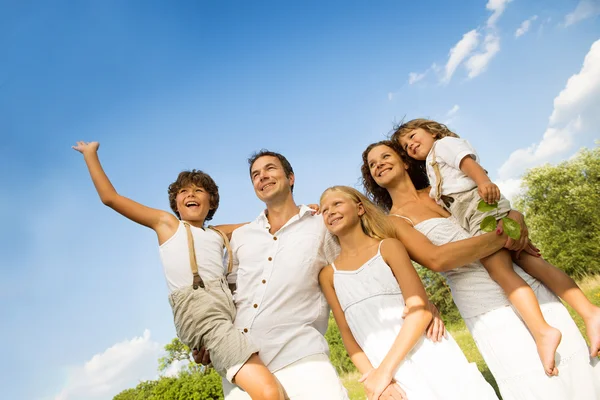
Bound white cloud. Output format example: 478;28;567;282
486;0;513;27
408;71;426;85
515;15;538;38
465;34;501;78
442;30;480;84
564;0;600;27
446;104;460;116
498;39;600;179
496;178;524;203
54;330;162;400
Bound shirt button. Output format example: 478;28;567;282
243;328;248;333
253;304;258;308
273;236;278;241
262;279;266;284
268;257;272;261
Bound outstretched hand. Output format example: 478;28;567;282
72;141;100;155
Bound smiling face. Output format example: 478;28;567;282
320;190;364;237
366;144;408;188
250;155;295;204
397;128;435;160
174;184;212;223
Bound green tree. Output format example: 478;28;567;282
325;314;357;374
514;144;600;279
158;338;204;375
414;263;461;325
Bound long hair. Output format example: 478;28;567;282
320;185;397;241
360;141;430;212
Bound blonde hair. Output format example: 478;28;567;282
320;185;397;241
390;118;459;143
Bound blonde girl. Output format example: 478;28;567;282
318;185;497;400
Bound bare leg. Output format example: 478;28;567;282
515;253;600;357
482;249;562;376
233;354;285;400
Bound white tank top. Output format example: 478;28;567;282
159;221;226;293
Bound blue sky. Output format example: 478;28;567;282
1;1;599;399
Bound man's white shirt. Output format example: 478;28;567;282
228;205;340;372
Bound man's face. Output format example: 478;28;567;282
250;155;294;203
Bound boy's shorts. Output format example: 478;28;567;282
443;187;511;237
168;276;258;382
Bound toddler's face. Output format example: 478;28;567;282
398;128;435;160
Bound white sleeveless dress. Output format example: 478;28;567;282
332;241;498;399
400;215;600;400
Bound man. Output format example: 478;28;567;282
195;150;443;399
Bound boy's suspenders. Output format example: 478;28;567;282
429;142;444;203
182;222;234;290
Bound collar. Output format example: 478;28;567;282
255;204;314;229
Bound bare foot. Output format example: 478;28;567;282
535;326;562;376
584;307;600;358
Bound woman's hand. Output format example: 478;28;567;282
380;381;408;400
359;367;395;400
499;210;540;259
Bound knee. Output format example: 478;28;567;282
258;383;284;400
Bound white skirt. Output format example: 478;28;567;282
465;283;600;400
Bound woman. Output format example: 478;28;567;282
361;140;600;400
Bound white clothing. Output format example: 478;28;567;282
332;242;498;399
411;216;600;399
229;205;340;371
222;353;349;400
159;221;226;293
426;137;478;200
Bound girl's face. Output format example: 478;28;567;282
175;184;212;223
397;128;435;160
320;191;364;236
367;145;407;188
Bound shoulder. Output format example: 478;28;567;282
318;264;334;282
380;238;406;255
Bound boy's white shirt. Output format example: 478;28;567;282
158;221;226;293
426;136;479;200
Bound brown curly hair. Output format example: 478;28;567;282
360;140;430;212
168;170;220;221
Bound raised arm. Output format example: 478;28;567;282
390;215;507;272
73;141;177;242
361;238;433;400
318;266;374;375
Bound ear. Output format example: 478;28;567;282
357;202;365;217
288;173;295;187
403;162;409;170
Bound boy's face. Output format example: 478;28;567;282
175;184;212;222
250;155;294;204
398;128;435;160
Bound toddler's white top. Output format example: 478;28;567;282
426;136;479;200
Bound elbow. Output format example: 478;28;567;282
426;254;448;272
100;194;117;207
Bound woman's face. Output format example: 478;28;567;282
366;145;406;188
